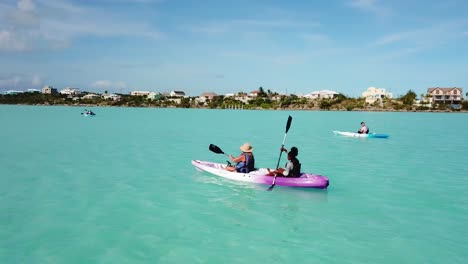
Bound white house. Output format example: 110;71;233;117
168;98;181;104
130;91;150;96
147;92;163;100
102;93;122;101
4;90;23;95
362;87;393;104
170;91;185;97
195;92;218;104
26;89;41;93
82;94;100;99
234;93;249;103
42;86;58;94
60;87;80;95
305;90;339;99
249;90;261;97
427;87;463;105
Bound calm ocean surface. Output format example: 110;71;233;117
1;105;467;263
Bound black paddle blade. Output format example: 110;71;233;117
267;184;275;191
285;115;292;133
209;144;225;154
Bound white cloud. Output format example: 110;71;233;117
370;21;468;61
0;76;21;88
303;33;330;43
32;74;41;85
375;33;403;45
0;0;163;52
374;21;468;48
369;47;421;62
187;18;319;35
114;81;127;89
350;0;378;10
96;0;166;3
0;30;25;51
0;73;42;89
18;0;36;12
348;0;390;16
91;80;113;88
91;80;127;90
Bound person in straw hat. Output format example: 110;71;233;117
226;143;256;173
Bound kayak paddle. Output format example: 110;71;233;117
268;115;293;191
209;144;230;157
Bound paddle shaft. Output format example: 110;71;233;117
270;139;285;187
269;116;292;190
275;133;287;169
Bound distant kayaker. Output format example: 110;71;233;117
226;143;255;173
357;122;369;134
267;146;301;177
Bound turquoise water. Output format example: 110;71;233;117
1;105;467;263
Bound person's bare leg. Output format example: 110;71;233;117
226;166;236;172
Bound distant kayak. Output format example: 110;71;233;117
192;160;329;189
333;131;389;138
82;113;96;117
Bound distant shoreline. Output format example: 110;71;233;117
2;103;467;113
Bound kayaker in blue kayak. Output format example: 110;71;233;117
357;122;369;134
267;146;301;177
226;143;256;173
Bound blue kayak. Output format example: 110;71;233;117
333;131;389;138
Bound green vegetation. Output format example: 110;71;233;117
399;90;417;107
461;101;468;111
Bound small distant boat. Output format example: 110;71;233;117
333;131;389;138
192;160;329;189
82;110;96;117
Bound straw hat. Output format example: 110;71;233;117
240;143;254;152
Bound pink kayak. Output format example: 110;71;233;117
192;160;329;189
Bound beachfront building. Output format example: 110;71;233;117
200;92;218;100
426;87;463;105
26;89;41;93
60;87;80;95
102;93;122;101
82;94;100;100
249;90;261;97
167;98;181;104
362;87;393;104
270;94;282;101
147;92;163;100
42;86;58;94
170;91;185;97
234;92;249;103
130;91;151;96
305;90;339;99
4;90;23;95
195;92;218;105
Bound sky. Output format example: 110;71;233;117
1;0;467;97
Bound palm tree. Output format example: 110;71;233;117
258;86;267;97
